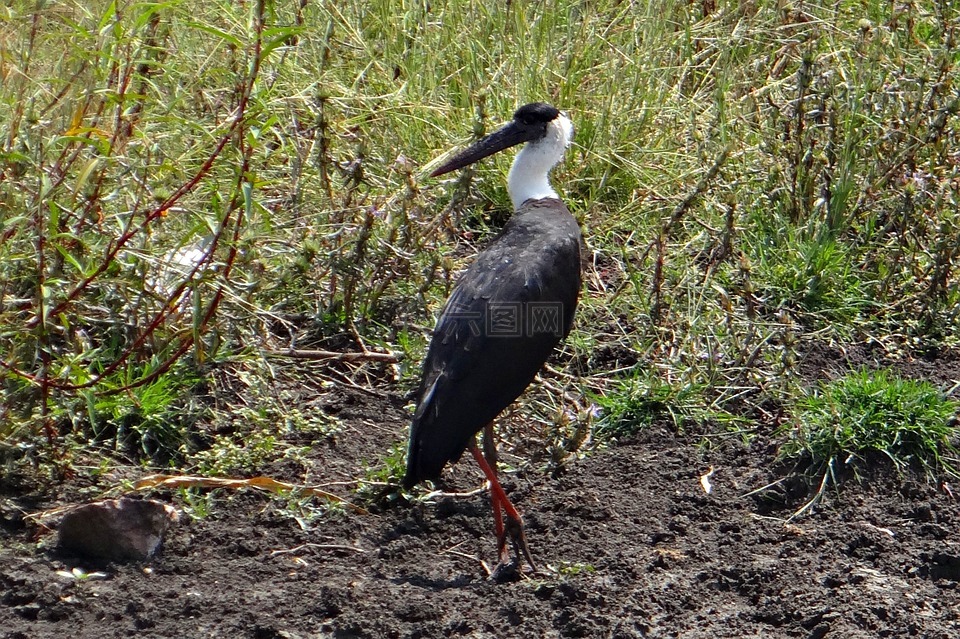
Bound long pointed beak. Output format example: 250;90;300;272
429;121;536;178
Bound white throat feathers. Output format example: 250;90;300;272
506;113;574;211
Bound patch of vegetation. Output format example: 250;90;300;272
0;0;957;504
178;488;216;520
552;561;597;577
354;443;412;507
782;369;960;482
192;427;280;477
190;403;340;476
748;230;877;326
86;367;205;462
594;374;709;439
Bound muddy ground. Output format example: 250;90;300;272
2;342;960;638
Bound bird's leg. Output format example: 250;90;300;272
468;442;507;562
481;422;499;469
469;443;537;573
481;423;506;546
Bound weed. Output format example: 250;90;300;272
544;402;600;473
178;488;215;520
191;429;278;477
594;374;708;439
748;230;877;325
88;367;204;461
277;492;347;530
781;369;960;493
187;398;338;477
551;561;597;577
355;443;412;506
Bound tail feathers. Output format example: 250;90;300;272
400;461;421;489
401;428;470;489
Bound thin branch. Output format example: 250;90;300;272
266;349;402;363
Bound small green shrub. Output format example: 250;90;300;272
594;375;707;439
354;442;411;506
782;368;959;478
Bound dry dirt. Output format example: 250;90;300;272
2;342;960;638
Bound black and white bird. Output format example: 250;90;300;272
402;103;582;572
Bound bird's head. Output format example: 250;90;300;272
429;102;573;178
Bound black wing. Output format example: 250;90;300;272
403;199;581;487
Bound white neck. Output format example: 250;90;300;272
506;113;573;211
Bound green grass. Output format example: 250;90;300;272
595;374;710;439
354;443;411;507
0;0;958;498
782;369;960;478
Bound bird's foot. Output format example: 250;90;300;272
490;557;522;583
495;513;536;580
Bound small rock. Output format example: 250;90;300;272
58;498;179;562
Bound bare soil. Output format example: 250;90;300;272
2;343;960;638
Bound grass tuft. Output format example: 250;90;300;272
594;373;708;439
782;369;960;481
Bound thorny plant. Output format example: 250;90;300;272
1;1;272;463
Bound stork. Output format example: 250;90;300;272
402;102;582;574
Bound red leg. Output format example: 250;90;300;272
490;480;506;550
470;443;536;572
481;424;505;548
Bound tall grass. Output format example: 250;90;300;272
0;0;957;476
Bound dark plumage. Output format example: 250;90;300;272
401;102;581;571
403;198;582;487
